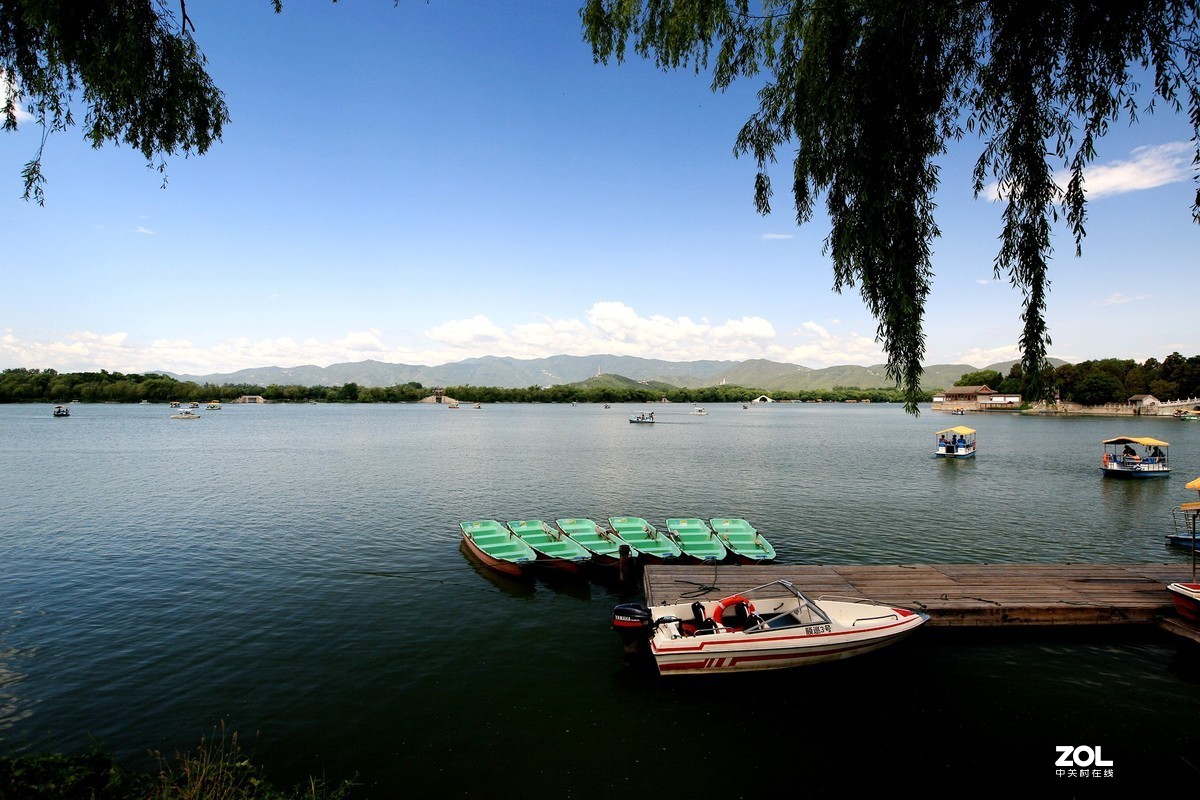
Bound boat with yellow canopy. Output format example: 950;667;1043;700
1166;477;1200;551
934;426;976;459
1100;436;1170;478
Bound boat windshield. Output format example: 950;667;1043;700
739;581;832;631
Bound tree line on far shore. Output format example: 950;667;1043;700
0;368;922;405
955;352;1200;406
4;351;1197;407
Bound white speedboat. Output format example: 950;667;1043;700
612;579;927;675
170;410;201;420
689;406;709;416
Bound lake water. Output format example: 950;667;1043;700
2;401;1199;796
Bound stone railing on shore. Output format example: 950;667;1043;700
1025;398;1200;417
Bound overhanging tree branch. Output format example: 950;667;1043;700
581;0;1200;413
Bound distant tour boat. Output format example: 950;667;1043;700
52;405;70;417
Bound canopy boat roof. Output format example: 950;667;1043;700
1102;436;1169;447
935;426;976;436
1187;476;1200;491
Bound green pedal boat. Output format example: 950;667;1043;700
506;519;593;575
459;520;539;577
664;518;728;564
608;516;682;563
708;518;777;564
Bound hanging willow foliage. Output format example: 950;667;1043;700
0;0;229;204
581;0;1200;412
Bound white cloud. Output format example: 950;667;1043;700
0;328;427;375
773;322;885;366
1099;293;1150;306
0;70;34;124
1;303;895;374
1083;142;1193;197
134;226;155;235
982;141;1194;202
801;321;830;338
420;302;777;362
955;345;1022;366
761;233;794;240
425;315;506;345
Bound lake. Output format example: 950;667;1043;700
2;401;1199;796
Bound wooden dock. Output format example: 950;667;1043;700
642;563;1198;633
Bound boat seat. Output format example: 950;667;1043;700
681;601;717;636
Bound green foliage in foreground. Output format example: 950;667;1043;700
0;728;354;800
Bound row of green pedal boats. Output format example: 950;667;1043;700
459;516;777;577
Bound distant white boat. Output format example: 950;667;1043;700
170;410;201;420
689;406;708;416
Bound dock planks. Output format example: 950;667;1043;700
642;563;1194;628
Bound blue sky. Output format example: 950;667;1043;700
2;2;1197;376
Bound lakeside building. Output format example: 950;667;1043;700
1128;394;1161;412
932;385;1022;413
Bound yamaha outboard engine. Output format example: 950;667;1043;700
612;602;653;651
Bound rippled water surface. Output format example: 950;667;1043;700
3;401;1200;794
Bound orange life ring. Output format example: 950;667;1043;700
712;594;755;628
1102;453;1111;466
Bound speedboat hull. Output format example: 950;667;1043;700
651;617;924;674
614;581;928;676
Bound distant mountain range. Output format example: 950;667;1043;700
163;355;1064;392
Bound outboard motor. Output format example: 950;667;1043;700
612;602;653;650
